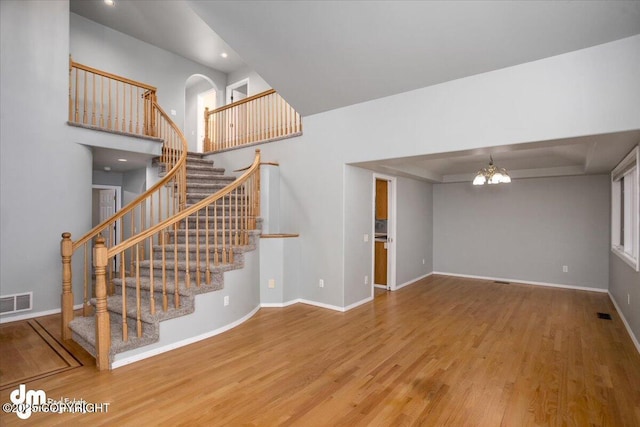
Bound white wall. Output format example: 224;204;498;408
609;254;640;347
433;175;610;289
1;0;92;318
211;36;640;309
70;13;227;133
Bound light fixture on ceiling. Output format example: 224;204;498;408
220;52;228;58
104;0;115;6
472;156;511;185
103;166;111;172
117;158;127;162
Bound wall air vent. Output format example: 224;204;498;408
0;292;32;315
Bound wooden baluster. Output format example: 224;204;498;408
68;60;73;122
135;243;142;338
204;107;210;152
61;232;73;340
129;84;133;133
115;80;119;131
195;209;201;287
100;75;105;128
173;223;180;308
74;68;80;122
149;235;155;315
93;236;111;370
244;181;249;244
83;243;91;316
83;70;88;124
108;79;112;130
184;213;191;289
120;247;127;341
120;217;125;275
136;86;140;135
130;213;135;274
255;149;261;222
92;73;96;126
221;194;227;264
161;230;168;311
206;205;212;283
122;82;127;132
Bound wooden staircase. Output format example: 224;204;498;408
67;153;260;365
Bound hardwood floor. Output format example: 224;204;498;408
1;275;639;426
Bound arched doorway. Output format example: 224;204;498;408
185;74;217;153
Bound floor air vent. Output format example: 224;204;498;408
0;292;32;315
596;312;612;320
494;280;510;284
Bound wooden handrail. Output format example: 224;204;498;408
108;150;260;257
71;59;157;92
204;89;302;152
207;89;276;115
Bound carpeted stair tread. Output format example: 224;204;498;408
152;243;252;253
99;294;195;324
70;316;159;357
186;172;234;181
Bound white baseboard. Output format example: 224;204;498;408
260;300;299;308
432;272;608;293
394;272;433;290
297;298;345;312
0;304;83;324
343;296;373;311
111;305;261;369
607;292;640;355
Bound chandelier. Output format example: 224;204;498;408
472;156;511;185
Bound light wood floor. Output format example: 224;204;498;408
1;275;639;426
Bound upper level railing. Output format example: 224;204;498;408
62;61;188;351
204;89;302;152
69;57;158;137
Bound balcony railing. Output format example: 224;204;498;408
204;89;302;152
69;57;158;137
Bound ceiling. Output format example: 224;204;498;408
353;131;640;183
188;0;640;116
73;1;640;181
70;0;245;74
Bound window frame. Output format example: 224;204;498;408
611;146;639;271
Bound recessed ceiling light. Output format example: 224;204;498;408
220;52;228;58
117;158;127;162
104;0;115;6
104;166;111;171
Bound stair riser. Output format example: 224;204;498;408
154;250;238;263
113;280;223;303
108;311;150;338
138;267;230;282
186;176;234;184
173;234;250;245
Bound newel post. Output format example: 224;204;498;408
204;107;210;151
61;232;74;340
93;236;111;370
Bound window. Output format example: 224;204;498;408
611;146;639;271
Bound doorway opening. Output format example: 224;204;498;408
372;174;396;294
185;74;217;152
92;185;122;271
226;78;249;105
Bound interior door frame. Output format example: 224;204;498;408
92;184;122;271
226;78;250;105
371;173;397;294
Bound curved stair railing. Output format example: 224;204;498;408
61;62;188;349
87;150;261;369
